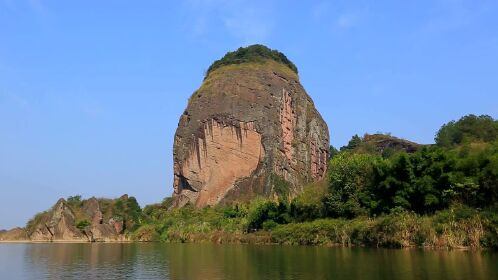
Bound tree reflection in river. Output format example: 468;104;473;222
0;243;494;280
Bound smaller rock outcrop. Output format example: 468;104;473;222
0;227;29;241
81;197;125;242
362;134;421;154
1;195;140;242
342;133;422;156
29;199;87;242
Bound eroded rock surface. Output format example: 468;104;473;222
29;199;87;242
175;120;264;207
81;197;124;242
173;57;330;207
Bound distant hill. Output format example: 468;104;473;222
340;133;423;157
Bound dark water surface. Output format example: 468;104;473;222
0;243;496;280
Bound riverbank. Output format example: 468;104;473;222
131;203;498;250
2;208;496;250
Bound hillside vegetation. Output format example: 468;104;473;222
22;114;498;249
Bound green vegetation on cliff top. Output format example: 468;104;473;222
206;44;298;78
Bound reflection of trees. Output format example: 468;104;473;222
21;243;495;279
24;243;143;278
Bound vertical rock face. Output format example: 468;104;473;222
175;120;265;207
172;46;330;208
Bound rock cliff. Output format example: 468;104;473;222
172;45;330;207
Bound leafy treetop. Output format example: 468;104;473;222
435;114;498;147
206;44;298;78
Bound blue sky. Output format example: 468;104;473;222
1;0;497;228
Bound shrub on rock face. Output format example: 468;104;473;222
76;220;91;231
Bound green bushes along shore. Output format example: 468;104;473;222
131;114;498;249
25;114;498;249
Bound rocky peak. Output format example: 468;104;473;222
172;45;330;208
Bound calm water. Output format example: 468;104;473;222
0;243;496;280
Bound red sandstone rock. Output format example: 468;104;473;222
172;57;330;207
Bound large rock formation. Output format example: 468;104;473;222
172;45;330;207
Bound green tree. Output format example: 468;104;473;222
340;134;362;151
247;199;289;231
67;195;82;208
206;44;298;77
436;114;498;147
76;220;91;231
324;152;380;218
329;145;339;160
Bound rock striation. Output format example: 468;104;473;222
172;45;330;207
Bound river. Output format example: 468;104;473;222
0;243;496;279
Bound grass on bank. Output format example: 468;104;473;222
133;196;498;250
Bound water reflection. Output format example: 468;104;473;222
0;243;495;279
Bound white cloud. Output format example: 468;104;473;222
28;0;48;18
337;13;359;29
311;1;331;20
221;7;273;43
183;0;274;43
413;0;493;43
0;91;31;111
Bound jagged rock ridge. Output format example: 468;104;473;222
0;195;139;242
172;45;330;207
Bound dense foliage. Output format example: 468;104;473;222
435;114;498;147
206;44;298;77
325;143;498;217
